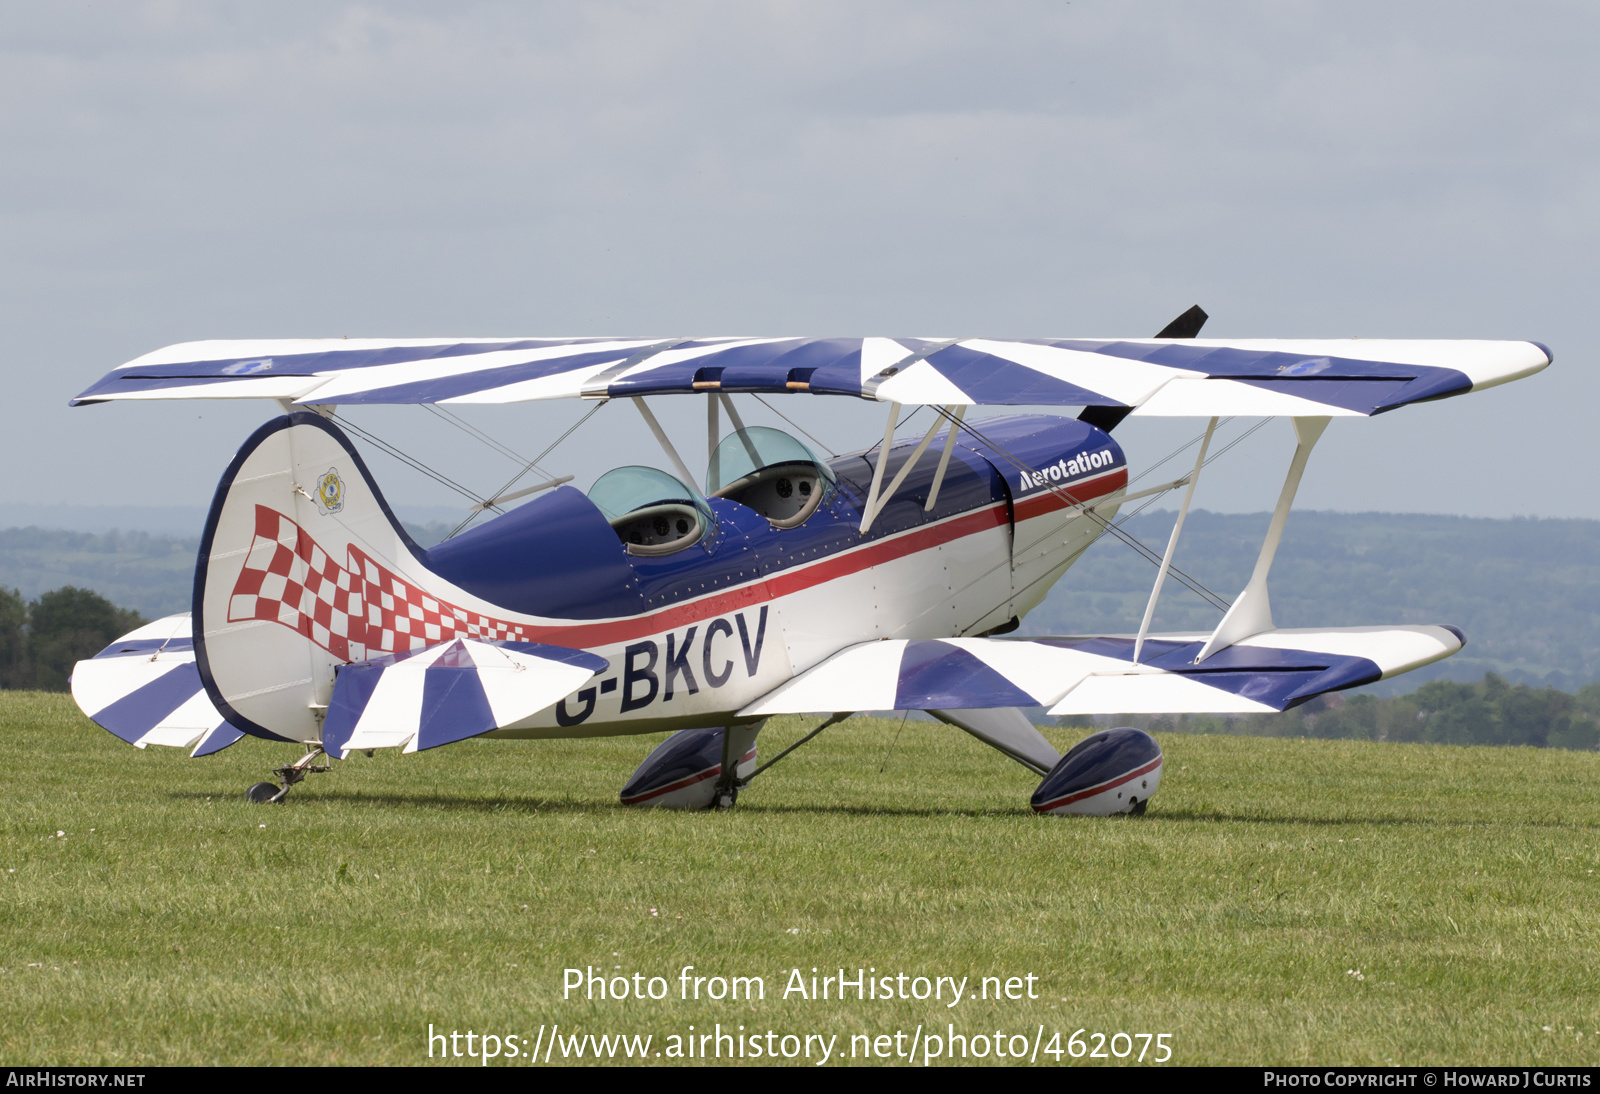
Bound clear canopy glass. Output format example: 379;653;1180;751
588;465;712;525
706;426;836;495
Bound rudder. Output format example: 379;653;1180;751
194;412;463;745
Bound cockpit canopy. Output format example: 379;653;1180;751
587;427;833;555
706;426;835;529
589;465;713;556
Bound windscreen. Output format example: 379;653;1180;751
706;426;836;495
588;466;712;525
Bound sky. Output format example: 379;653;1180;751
2;1;1596;531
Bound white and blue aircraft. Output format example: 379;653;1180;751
66;310;1551;815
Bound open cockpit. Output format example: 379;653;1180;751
705;426;835;529
589;465;714;556
588;426;835;555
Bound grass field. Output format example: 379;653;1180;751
2;691;1597;1067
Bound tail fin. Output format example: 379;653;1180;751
194;412;530;745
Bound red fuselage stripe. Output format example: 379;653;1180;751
519;467;1128;649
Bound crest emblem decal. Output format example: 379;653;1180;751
315;468;345;514
1276;357;1332;377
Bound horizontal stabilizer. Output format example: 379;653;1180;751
70;615;248;757
321;637;608;757
740;625;1463;717
73;336;1550;418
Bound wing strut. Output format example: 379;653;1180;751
468;475;574;512
1194;415;1330;662
713;392;767;481
924;405;967;512
706;394;719;472
859;403;957;533
738;712;851;785
1134;416;1218;663
631;396;699;489
858;402;901;533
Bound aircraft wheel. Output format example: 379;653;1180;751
246;782;281;804
1128;797;1148;816
712;787;738;811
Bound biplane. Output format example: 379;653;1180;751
66;309;1550;814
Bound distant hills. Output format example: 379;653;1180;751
1021;510;1600;694
0;521;451;619
0;528;199;619
0;509;1594;696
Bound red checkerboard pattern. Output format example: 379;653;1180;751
227;505;534;662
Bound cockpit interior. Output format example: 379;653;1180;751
706;426;835;528
587;426;835;556
588;465;712;556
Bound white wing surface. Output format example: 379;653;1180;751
70;614;247;757
320;637;608;757
71;336;1550;417
739;626;1463;717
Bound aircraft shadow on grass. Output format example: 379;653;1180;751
1140;807;1596;832
165;786;1033;819
161;787;1596;831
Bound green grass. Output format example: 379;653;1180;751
2;691;1598;1067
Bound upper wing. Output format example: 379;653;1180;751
71;614;249;756
70;336;1549;417
320;637;608;757
739;625;1463;717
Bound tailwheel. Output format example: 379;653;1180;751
246;746;330;804
1128;797;1148;816
712;786;738;811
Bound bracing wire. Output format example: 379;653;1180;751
1000;416;1284;622
934;409;1222;601
747;393;840;457
931;406;1233;612
1124;418;1234;489
861;404;925;465
884;412;1246;640
329;411;495;511
1107;417;1276;534
1192;415;1275;470
879;710;912;775
443;399;608;541
423;403;552;478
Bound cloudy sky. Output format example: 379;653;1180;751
2;1;1595;525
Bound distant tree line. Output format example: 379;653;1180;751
0;586;145;692
2;576;1598;753
1098;673;1600;752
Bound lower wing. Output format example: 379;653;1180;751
739;626;1462;716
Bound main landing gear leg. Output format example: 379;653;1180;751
711;723;764;811
727;712;851;805
246;746;329;804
